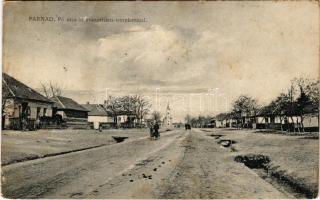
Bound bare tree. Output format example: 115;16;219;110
185;115;211;128
291;77;319;132
232;95;259;127
262;77;318;132
104;95;151;127
305;80;320;126
104;96;123;125
126;95;151;126
302;79;319;112
213;77;319;132
198;115;206;128
189;117;198;128
151;111;162;123
40;81;63;98
184;114;191;123
268;93;291;131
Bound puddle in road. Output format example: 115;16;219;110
234;154;270;168
217;139;237;148
70;192;83;198
135;158;154;166
208;134;224;139
112;136;129;143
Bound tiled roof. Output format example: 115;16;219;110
81;104;112;116
215;112;241;120
51;96;88;112
215;113;229;121
2;73;53;103
303;104;318;114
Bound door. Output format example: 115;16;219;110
94;121;100;129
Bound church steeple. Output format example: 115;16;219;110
163;102;172;126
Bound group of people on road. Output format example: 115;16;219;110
149;121;160;140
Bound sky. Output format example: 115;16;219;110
3;1;319;122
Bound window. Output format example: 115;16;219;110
43;108;47;116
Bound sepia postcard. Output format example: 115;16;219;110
1;1;319;199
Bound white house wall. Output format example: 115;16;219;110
117;115;128;123
256;117;266;124
256;116;293;124
88;116;114;123
287;116;301;123
303;115;319;128
5;99;52;119
88;116;114;129
26;101;53;119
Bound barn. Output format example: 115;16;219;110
50;96;89;129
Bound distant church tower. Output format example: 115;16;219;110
163;103;172;126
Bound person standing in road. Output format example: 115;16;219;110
149;122;154;140
99;124;103;132
154;121;160;139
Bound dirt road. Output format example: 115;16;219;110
1;129;303;198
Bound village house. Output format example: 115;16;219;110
252;107;282;129
2;73;54;130
214;112;241;128
253;104;319;132
50;96;89;129
172;122;184;128
215;113;228;128
81;103;114;129
208;118;215;128
114;111;137;128
229;113;238;128
299;104;319;132
303;113;319;132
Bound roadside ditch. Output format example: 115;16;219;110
204;130;317;198
234;154;317;199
